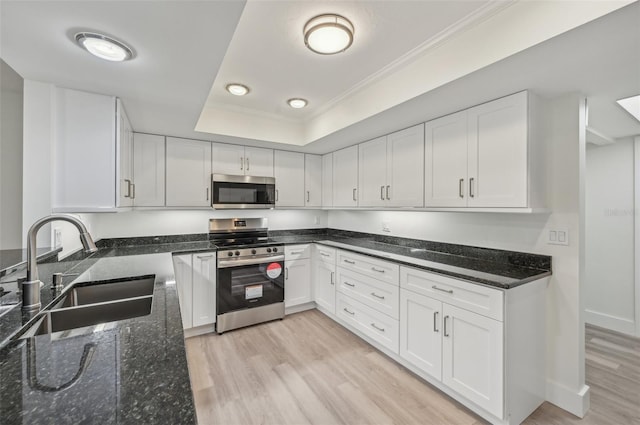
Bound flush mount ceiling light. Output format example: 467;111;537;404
304;14;354;55
75;32;133;62
287;98;308;109
616;95;640;122
226;83;250;96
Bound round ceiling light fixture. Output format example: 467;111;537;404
287;98;308;109
303;14;354;55
75;32;133;62
226;83;250;96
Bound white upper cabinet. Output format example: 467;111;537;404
166;137;212;207
304;154;322;207
322;153;333;207
212;143;273;177
53;88;122;212
117;100;134;208
425;91;539;209
360;125;424;208
274;150;305;207
333;145;359;207
133;133;165;207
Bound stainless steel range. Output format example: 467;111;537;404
210;218;284;334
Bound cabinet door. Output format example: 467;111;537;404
274;150;305;207
424;111;468;207
467;91;528;207
192;253;217;327
117;100;134;208
442;304;503;418
332;145;359;207
304;154;322;207
133;133;165;207
285;258;311;307
322;153;333;207
172;254;193;329
387;124;424;207
313;260;336;314
358;136;387;207
245;147;274;177
399;289;442;380
166;138;212;207
212;143;244;176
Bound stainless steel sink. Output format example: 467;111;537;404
56;276;155;308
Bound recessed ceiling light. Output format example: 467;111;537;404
75;32;133;62
304;14;354;55
226;83;250;96
288;98;308;109
616;95;640;122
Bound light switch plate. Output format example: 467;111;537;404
382;221;391;233
547;227;569;246
54;227;62;248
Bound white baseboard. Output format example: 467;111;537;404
585;309;636;336
546;381;590;418
285;302;316;315
184;324;215;338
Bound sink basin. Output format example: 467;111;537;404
56;276;155;308
20;296;153;338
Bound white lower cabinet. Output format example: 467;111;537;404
285;258;312;307
171;252;216;331
313;246;336;314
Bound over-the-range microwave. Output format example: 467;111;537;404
211;174;276;209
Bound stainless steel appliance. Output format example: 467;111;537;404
211;218;284;333
211;174;275;209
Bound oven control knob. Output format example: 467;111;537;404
266;248;272;253
227;252;233;257
251;249;257;255
234;251;240;256
272;247;278;253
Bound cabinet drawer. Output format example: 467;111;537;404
400;266;503;321
285;244;311;260
337;250;399;286
314;245;336;265
336;293;399;354
337;268;399;320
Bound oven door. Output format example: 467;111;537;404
217;259;285;315
211;174;275;209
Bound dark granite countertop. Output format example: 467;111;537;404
0;247;62;279
0;248;196;425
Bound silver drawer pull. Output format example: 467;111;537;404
370;292;385;300
343;307;355;315
344;281;355;287
370;323;385;332
371;267;385;273
343;259;355;264
444;315;450;337
197;254;214;260
433;311;439;332
289;251;303;255
320;252;331;257
330;272;334;285
432;285;453;294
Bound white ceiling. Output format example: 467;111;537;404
1;0;638;153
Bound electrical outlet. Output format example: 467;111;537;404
314;216;319;225
547;227;569;246
382;221;391;233
54;227;62;248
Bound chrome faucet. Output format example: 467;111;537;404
23;214;98;311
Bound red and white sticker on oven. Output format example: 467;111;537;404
266;262;282;279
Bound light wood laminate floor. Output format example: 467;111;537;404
185;310;640;425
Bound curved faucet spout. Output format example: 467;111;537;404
23;214;98;311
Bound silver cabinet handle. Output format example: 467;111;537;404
469;177;475;198
306;191;310;203
240;156;244;170
197;254;214;260
124;179;132;198
459;178;464;198
246;157;250;171
380;186;385;201
370;323;385;332
343;307;355;315
330;272;334;285
433;311;439;332
432;285;453;294
206;187;209;201
370;292;385;300
285;267;289;280
386;185;390;200
343;281;355;287
444;315;450;337
275;189;279;201
289;251;303;255
352;188;357;201
131;183;136;199
320;252;331;257
343;259;355;264
371;267;385;273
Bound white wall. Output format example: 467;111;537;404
0;59;23;249
329;93;590;417
585;141;636;334
88;209;328;240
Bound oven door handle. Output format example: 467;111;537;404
218;255;285;268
